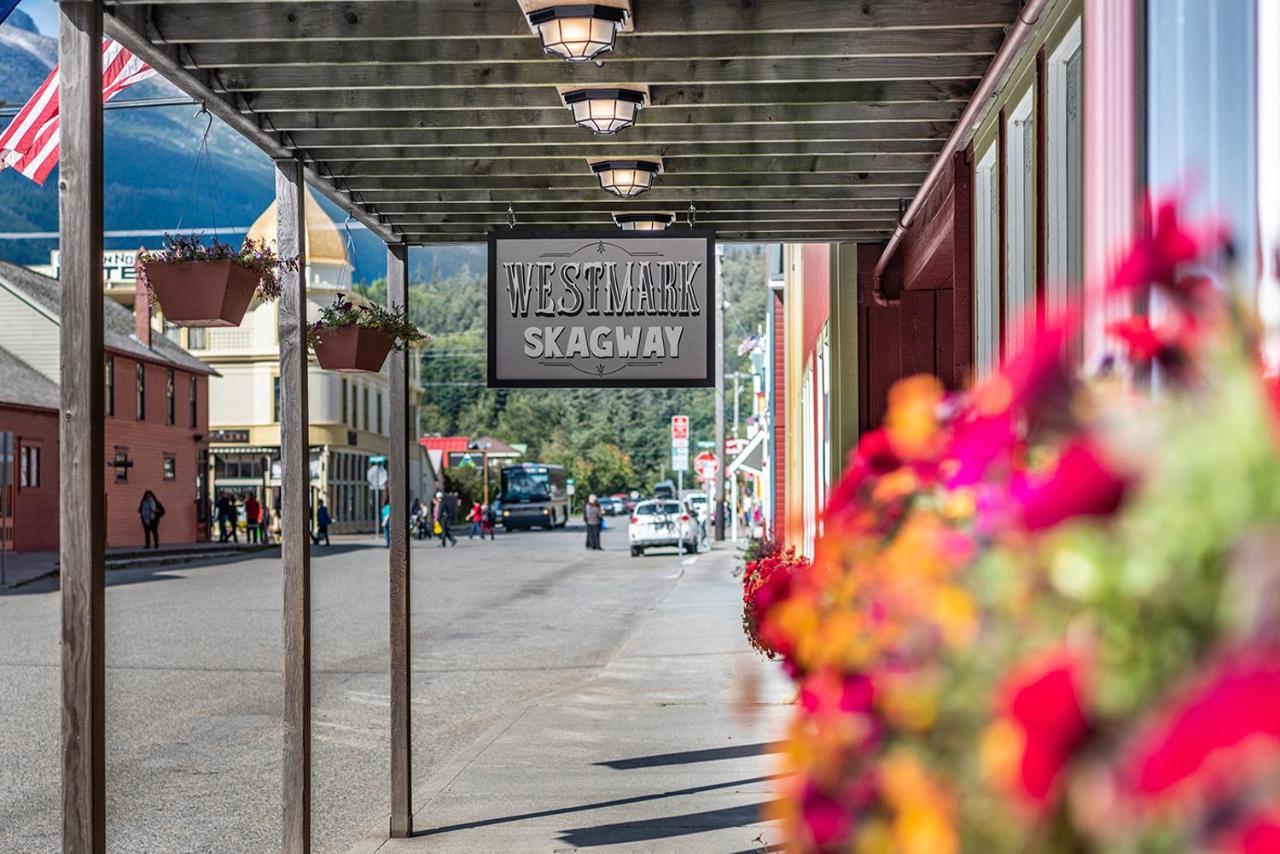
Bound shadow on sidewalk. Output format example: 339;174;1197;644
595;741;784;770
558;800;778;848
413;774;779;840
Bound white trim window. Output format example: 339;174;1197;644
1047;19;1084;343
1005;89;1036;357
974;144;1000;378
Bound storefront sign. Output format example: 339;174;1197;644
488;231;716;388
50;249;140;287
208;429;250;444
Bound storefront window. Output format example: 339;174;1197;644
135;363;145;420
166;368;176;426
105;356;114;417
974;144;1000;378
1005;89;1036;356
1047;18;1084;361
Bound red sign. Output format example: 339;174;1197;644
694;451;719;480
671;415;689;445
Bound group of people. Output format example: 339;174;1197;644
214;491;273;545
406;493;495;548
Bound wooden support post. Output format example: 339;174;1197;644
276;158;311;854
386;242;413;838
59;3;106;851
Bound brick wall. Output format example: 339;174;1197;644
0;403;60;552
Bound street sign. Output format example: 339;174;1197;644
694;451;719;481
366;463;388;490
488;231;717;388
566;478;576;496
696;440;715;449
671;445;690;472
671;415;689;446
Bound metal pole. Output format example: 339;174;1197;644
714;244;726;541
275;158;312;854
732;373;741;438
58;2;106;849
386;242;413;838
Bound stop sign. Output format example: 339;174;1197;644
694;451;719;481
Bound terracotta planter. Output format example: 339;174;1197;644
144;259;260;327
312;325;396;373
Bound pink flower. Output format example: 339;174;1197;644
1011;436;1129;532
800;671;875;716
1111;196;1224;295
800;779;853;848
1217;809;1280;854
1121;649;1280;801
999;652;1091;804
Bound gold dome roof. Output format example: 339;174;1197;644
247;189;350;267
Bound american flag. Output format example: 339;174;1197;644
0;38;156;185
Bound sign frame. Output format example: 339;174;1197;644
487;229;717;389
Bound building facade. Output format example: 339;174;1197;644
0;261;215;551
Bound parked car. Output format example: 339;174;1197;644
653;479;676;500
628;499;698;557
613;492;638;512
600;496;625;516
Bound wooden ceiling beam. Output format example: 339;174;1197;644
397;231;892;243
214;55;989;91
319;154;936;178
145;1;1020;43
381;211;900;225
344;186;919;202
262;102;966;130
237;80;976;113
181;28;1005;68
281;121;956;148
365;199;902;214
302;140;944;162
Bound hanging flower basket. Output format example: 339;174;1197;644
138;236;298;328
308;294;430;373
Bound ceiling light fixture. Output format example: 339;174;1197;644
613;212;676;231
562;86;647;135
590;158;661;197
526;4;628;62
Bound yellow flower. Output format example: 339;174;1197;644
979;717;1025;792
886;375;945;459
932;585;978;648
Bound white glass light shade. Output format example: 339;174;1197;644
613;212;675;231
564;88;646;135
527;5;627;62
591;159;660;197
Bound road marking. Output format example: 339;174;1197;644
682;556;698;566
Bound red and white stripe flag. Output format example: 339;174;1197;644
0;38;156;186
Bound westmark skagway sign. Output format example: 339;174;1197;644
488;231;716;388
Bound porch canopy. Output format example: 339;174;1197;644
101;0;1018;244
56;2;1022;853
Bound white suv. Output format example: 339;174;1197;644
628;499;698;557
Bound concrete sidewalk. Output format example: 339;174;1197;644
346;546;791;854
0;541;279;589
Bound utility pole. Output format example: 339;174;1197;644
714;244;726;541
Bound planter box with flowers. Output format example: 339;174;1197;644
308;294;429;373
138;235;298;327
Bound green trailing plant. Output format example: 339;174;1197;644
307;293;431;351
137;234;299;301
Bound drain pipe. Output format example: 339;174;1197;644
872;0;1053;300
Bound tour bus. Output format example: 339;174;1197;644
499;463;571;530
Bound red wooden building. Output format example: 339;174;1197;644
0;261;216;550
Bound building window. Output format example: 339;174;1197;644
105;356;114;417
1004;88;1036;357
114;448;129;483
135;362;146;420
187;328;207;350
273;376;281;423
363;387;370;432
1047;18;1084;360
189;375;198;427
166;368;176;425
341;378;348;425
19;444;40;489
974;144;1000;379
163;455;176;480
377;392;384;434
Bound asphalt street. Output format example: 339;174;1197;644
0;520;709;853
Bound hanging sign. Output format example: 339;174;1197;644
488;230;716;388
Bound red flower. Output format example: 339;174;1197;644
800;671;875;716
800;779;853;848
1121;649;1280;801
1107;316;1166;362
1000;653;1091;804
1011;436;1129;532
1217;808;1280;854
1111;196;1224;295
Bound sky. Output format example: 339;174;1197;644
15;0;57;35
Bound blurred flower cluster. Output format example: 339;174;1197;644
742;535;811;660
754;196;1280;853
138;234;300;301
308;292;431;351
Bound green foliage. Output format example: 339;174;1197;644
443;464;485;508
306;293;429;351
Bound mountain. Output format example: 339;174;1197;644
0;16;485;283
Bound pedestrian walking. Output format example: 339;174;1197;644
584;494;603;551
312;499;331;546
433;491;457;547
259;502;272;544
138;490;165;549
215;492;238;543
468;501;483;539
381;499;392;548
482;503;496;540
244;494;261;544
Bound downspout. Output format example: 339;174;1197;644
872;0;1053;301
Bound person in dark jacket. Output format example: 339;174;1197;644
583;494;603;551
138;490;165;549
433;491;457;547
312;499;331;546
